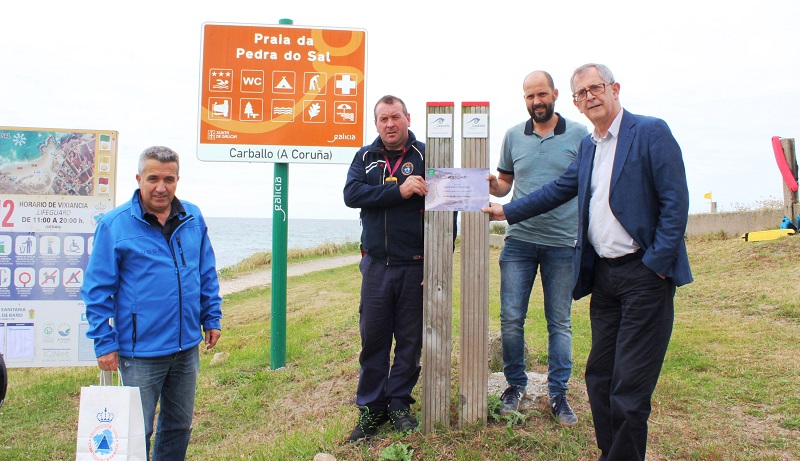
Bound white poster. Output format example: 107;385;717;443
0;127;117;368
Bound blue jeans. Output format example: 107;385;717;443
499;238;575;396
119;346;200;461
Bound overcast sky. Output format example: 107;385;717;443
3;0;798;220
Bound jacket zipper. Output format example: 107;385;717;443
169;224;188;351
383;161;390;265
176;236;187;267
132;313;137;355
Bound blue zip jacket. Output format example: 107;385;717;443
82;190;222;358
343;131;426;265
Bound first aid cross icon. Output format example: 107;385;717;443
335;74;358;95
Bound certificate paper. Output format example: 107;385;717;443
425;168;489;212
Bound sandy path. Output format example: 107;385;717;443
218;253;362;296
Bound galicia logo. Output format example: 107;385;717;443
327;133;356;143
88;408;119;459
466;117;484;126
432;117;445;125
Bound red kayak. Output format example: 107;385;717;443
772;136;798;192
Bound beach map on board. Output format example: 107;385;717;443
0;130;102;196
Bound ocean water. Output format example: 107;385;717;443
0;130;62;165
205;217;362;269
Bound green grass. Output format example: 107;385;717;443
217;241;361;278
489;222;507;235
2;235;799;460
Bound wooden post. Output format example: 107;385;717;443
459;102;490;426
780;138;798;220
422;102;455;433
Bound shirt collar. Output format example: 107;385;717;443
141;195;185;222
591;108;624;144
523;112;566;136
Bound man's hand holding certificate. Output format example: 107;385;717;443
425;168;489;212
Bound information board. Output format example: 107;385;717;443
0;126;117;368
197;22;367;164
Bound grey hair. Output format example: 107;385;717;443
373;95;408;120
570;63;615;93
138;146;180;175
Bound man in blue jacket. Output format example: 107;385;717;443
82;146;222;461
484;63;692;461
343;95;427;442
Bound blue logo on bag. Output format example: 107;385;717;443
97;408;114;423
92;429;115;455
88;408;119;459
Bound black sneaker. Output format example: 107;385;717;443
549;394;578;427
389;408;419;432
348;406;389;442
499;385;526;416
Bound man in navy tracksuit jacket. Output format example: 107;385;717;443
343;95;427;441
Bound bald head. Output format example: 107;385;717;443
523;71;555;91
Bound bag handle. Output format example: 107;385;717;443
98;369;124;386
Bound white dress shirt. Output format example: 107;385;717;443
587;109;640;258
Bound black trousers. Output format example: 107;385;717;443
586;255;675;461
355;254;424;412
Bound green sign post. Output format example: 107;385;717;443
271;162;288;369
269;18;293;370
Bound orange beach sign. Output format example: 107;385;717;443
197;23;367;164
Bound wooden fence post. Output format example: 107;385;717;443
779;138;798;220
459;102;490;426
422;102;455;433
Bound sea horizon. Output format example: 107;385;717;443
205;216;362;269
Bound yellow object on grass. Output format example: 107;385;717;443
741;228;795;242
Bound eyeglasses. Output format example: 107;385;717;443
572;83;612;102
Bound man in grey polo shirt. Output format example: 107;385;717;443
489;70;587;426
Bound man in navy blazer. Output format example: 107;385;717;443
484;63;692;461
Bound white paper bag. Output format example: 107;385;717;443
75;376;147;461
